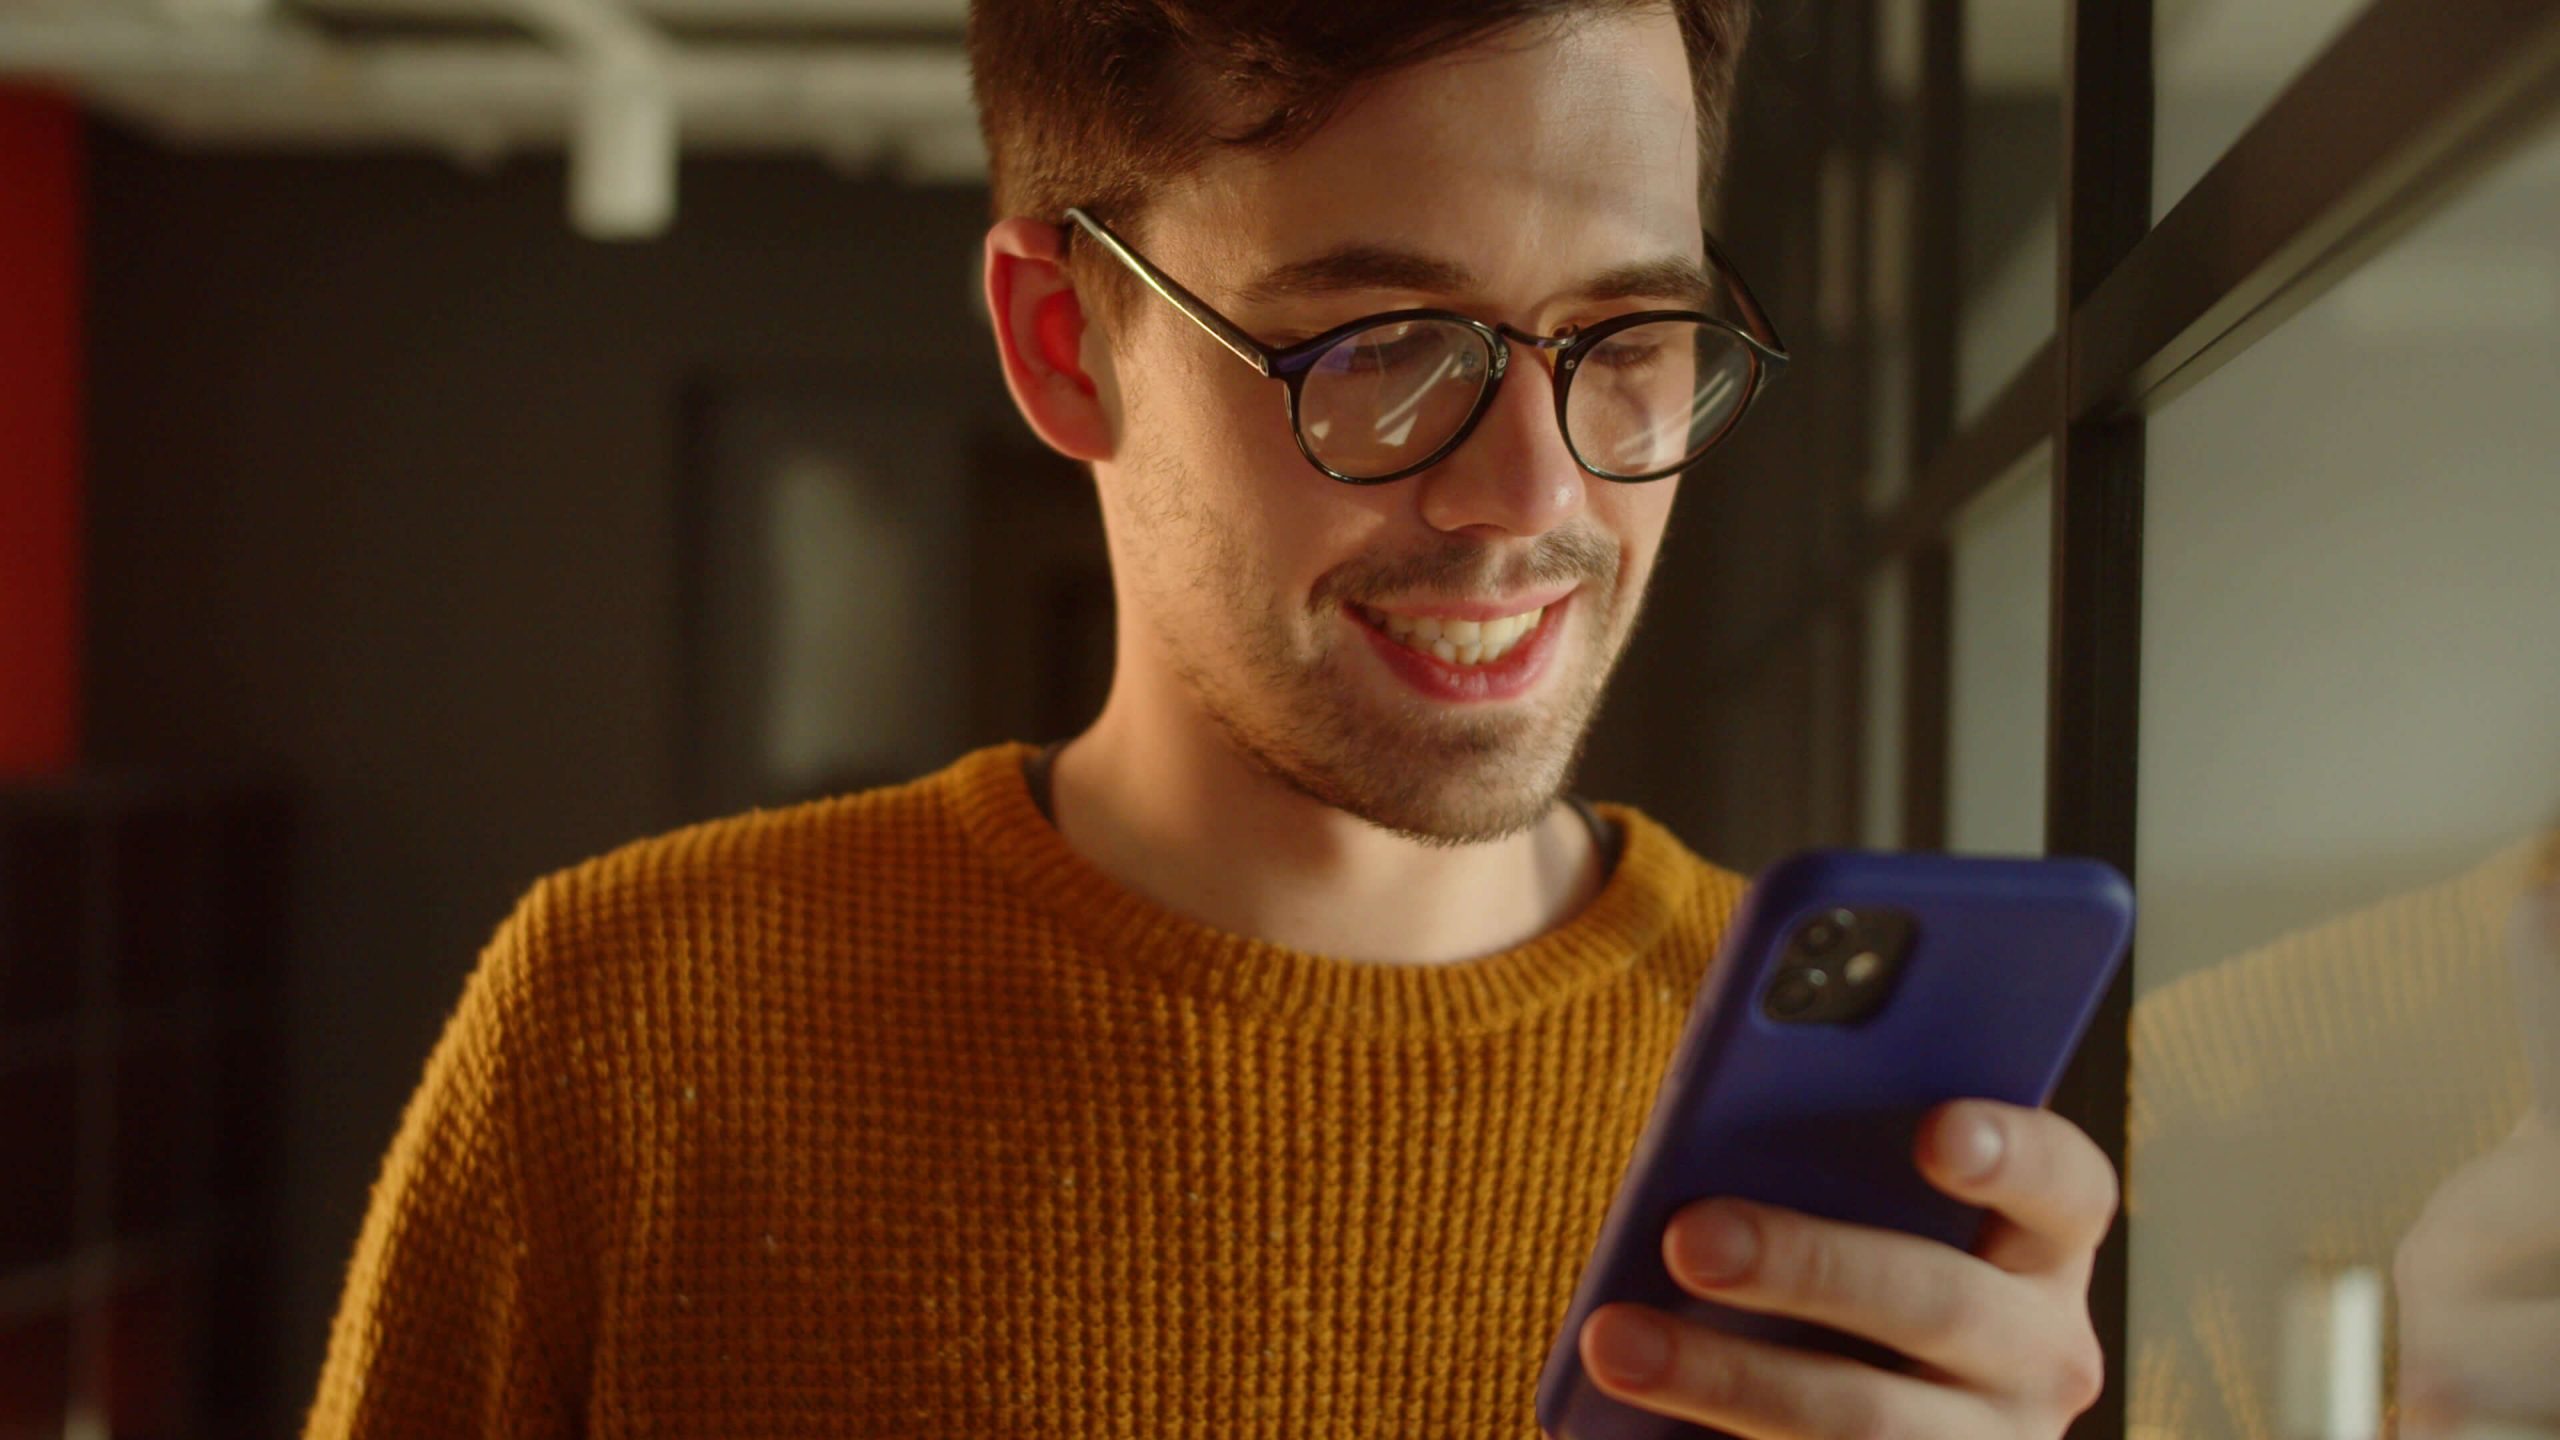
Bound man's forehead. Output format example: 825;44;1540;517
1154;8;1706;306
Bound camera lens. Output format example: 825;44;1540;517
1799;908;1856;955
1767;972;1821;1019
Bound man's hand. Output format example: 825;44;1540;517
1575;1099;2116;1439
2395;1109;2560;1439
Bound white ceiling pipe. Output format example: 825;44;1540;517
67;41;978;170
570;54;677;236
495;0;669;73
80;80;979;161
0;13;324;75
302;0;968;22
0;17;972;119
158;0;277;22
52;40;972;124
618;0;965;19
2;6;980;179
486;0;677;237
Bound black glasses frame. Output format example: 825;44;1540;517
1062;205;1791;484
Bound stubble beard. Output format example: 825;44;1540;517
1121;448;1640;847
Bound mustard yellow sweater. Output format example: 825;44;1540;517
306;742;1745;1437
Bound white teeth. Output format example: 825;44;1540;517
1361;602;1549;669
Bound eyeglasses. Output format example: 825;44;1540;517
1062;206;1789;485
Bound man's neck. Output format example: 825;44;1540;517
1041;703;1610;966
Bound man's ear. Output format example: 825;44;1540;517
984;218;1115;463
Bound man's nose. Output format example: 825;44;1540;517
1412;341;1589;539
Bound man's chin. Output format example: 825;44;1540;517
1354;796;1559;848
1281;735;1579;847
1192;655;1595;844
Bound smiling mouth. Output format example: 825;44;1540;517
1353;603;1549;668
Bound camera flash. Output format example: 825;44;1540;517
1844;952;1883;986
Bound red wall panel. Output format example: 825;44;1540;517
0;88;83;776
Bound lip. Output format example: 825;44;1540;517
1354;583;1579;624
1347;591;1572;703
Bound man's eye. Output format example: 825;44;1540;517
1318;329;1455;377
1592;343;1664;371
1351;335;1443;369
1272;319;1378;349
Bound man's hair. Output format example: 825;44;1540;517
967;0;1751;311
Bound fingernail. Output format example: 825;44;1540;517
1586;1307;1671;1388
1951;1114;2005;1179
1671;1202;1757;1286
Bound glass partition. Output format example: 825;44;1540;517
2153;0;2368;216
1866;0;1924;516
2127;114;2560;1440
1861;560;1908;850
1946;446;2053;855
1955;0;2063;422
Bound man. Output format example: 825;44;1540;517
307;3;2115;1435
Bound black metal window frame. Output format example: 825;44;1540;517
1716;3;2560;1437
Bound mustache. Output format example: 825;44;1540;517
1310;525;1618;612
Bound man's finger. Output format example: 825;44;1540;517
2397;1114;2560;1294
1658;1196;2093;1398
1580;1302;1999;1440
2404;1295;2560;1425
1917;1100;2120;1276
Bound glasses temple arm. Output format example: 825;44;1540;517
1063;208;1277;378
1701;230;1789;360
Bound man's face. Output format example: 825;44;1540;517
1092;7;1705;844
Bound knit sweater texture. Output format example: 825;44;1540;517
305;742;1746;1438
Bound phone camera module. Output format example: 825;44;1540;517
1797;908;1856;955
1766;972;1822;1019
1767;906;1918;1024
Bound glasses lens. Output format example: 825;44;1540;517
1564;320;1758;479
1295;319;1493;479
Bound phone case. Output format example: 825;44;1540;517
1534;849;2135;1440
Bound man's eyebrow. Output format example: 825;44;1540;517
1234;245;1480;306
1574;256;1718;309
1232;246;1718;310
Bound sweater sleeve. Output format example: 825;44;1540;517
305;880;591;1439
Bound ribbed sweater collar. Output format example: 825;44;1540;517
940;741;1701;1038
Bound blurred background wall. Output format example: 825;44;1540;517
82;140;1032;1425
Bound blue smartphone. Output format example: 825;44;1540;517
1535;849;2135;1440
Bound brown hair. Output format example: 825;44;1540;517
967;0;1751;306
